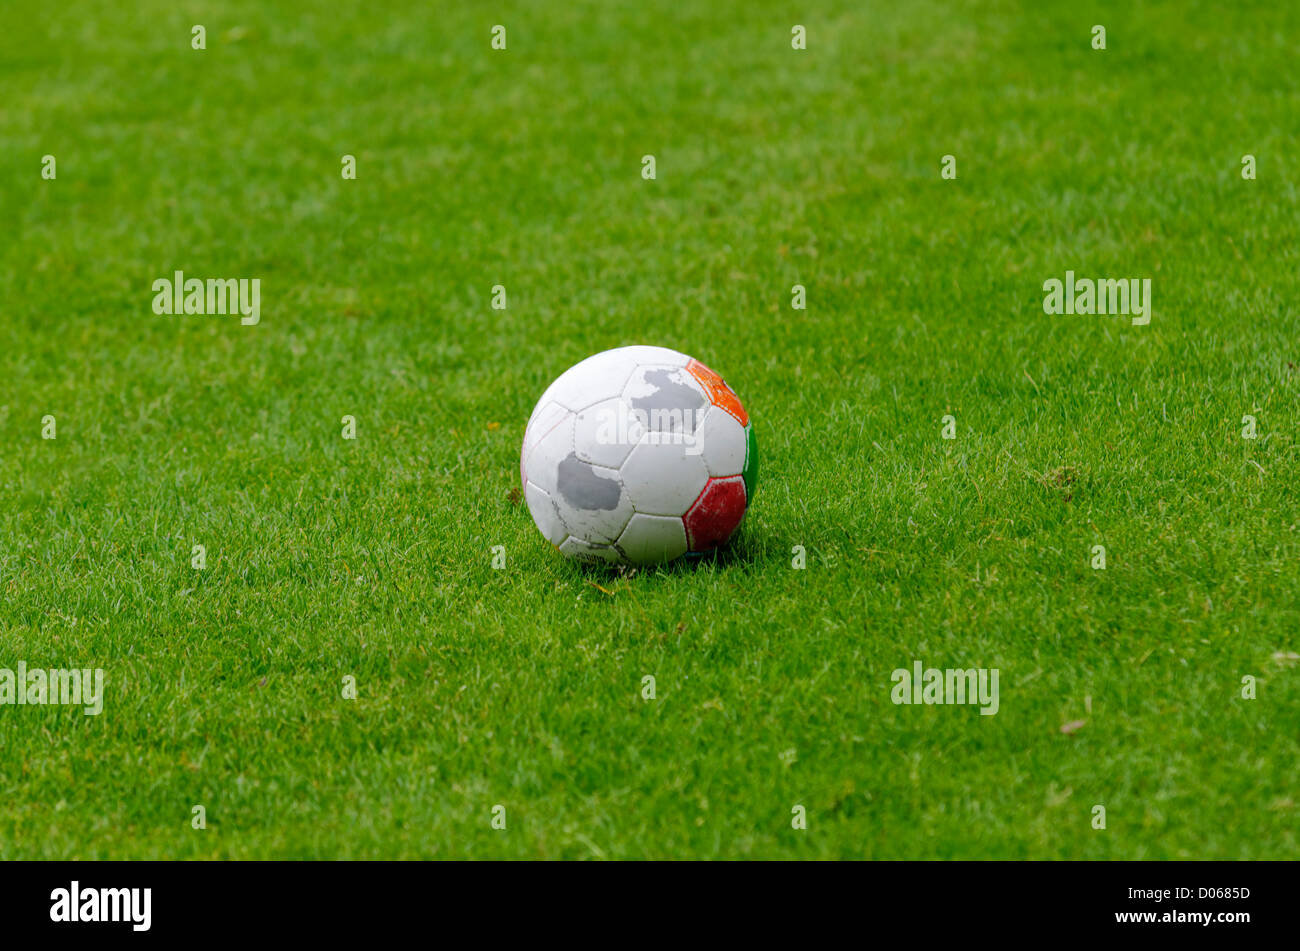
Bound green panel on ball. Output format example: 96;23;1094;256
742;424;758;501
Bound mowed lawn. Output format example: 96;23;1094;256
1;0;1297;858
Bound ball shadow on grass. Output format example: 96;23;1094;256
557;524;776;581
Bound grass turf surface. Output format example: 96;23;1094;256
1;0;1298;859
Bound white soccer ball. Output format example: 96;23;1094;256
520;345;757;565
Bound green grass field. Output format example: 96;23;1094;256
2;0;1297;859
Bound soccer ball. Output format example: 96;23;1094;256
520;345;757;565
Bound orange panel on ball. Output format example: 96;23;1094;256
686;359;749;426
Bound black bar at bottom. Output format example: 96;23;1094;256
0;860;1286;939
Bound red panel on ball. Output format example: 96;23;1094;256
684;476;747;552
